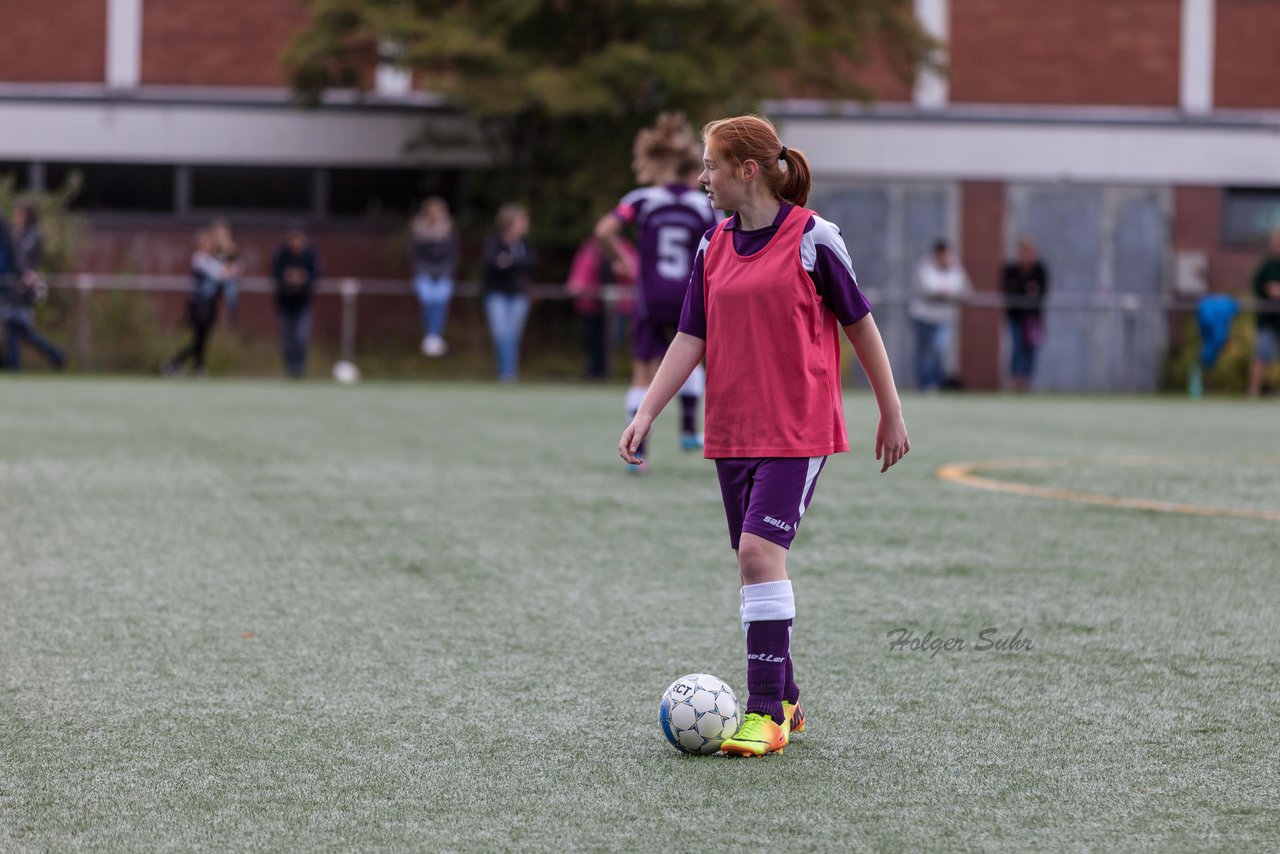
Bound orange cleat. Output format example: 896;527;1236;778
720;712;789;757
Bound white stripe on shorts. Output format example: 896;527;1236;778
798;456;824;517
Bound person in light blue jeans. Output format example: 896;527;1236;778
481;203;535;381
410;197;459;357
911;318;949;391
908;239;970;390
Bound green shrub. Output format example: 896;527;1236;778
1162;311;1280;394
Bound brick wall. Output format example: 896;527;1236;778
0;0;105;82
140;0;311;86
755;38;914;104
948;0;1181;106
959;182;1005;390
1173;186;1262;294
1214;0;1280;109
847;38;916;103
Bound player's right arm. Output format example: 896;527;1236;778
619;332;706;464
844;315;909;473
595;193;640;279
594;210;622;257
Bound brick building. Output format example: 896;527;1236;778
779;0;1280;390
0;0;1277;387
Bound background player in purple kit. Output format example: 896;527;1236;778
596;113;718;473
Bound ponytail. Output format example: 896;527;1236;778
776;146;812;208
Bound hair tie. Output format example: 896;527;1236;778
779;146;788;161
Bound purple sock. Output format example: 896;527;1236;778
679;394;698;435
745;618;791;723
784;634;800;705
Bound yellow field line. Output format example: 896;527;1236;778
935;457;1280;521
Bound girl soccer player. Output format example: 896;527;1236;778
596;113;718;472
619;115;910;757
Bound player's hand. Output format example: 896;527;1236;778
611;257;632;281
875;412;910;473
619;414;653;464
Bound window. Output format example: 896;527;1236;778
328;168;454;217
1222;188;1280;247
0;161;28;192
191;166;312;213
45;163;174;212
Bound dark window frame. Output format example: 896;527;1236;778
1221;187;1280;249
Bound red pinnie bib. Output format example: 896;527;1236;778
702;205;849;458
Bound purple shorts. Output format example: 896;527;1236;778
633;317;679;362
715;456;828;550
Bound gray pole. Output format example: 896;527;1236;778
340;277;360;364
75;274;94;369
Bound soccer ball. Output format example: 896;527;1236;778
332;360;361;384
659;673;742;755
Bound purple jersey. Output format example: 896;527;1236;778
678;204;872;339
614;184;718;324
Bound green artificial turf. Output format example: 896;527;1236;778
1;378;1278;850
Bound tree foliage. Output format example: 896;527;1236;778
1;172;83;274
286;0;934;258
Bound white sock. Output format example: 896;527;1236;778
740;580;796;634
625;385;646;418
678;364;705;397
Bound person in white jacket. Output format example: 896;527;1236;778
908;239;970;390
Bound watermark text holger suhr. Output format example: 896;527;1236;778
887;627;1034;659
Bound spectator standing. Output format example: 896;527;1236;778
272;227;320;379
566;235;637;380
1248;228;1280;398
1001;237;1049;393
908;239;970;391
411;197;459;358
0;210;16;368
162;229;229;377
211;219;243;327
481;203;535;382
3;204;65;370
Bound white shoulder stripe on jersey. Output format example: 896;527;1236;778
800;214;856;277
620;185;677;213
679;193;714;217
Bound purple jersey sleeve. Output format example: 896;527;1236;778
677;229;714;339
803;215;871;326
612;188;647;227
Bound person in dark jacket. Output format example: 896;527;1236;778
0;214;13;368
1001;237;1049;393
1248;228;1280;398
4;204;65;371
272;227;320;378
482;203;535;382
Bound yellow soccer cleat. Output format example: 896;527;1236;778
720;712;789;757
783;700;805;735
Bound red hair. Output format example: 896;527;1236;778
702;115;811;208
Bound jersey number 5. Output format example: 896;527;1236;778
657;227;691;281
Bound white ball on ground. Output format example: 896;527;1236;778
332;361;361;384
658;673;742;755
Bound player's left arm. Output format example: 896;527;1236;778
844;315;909;473
806;215;909;472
